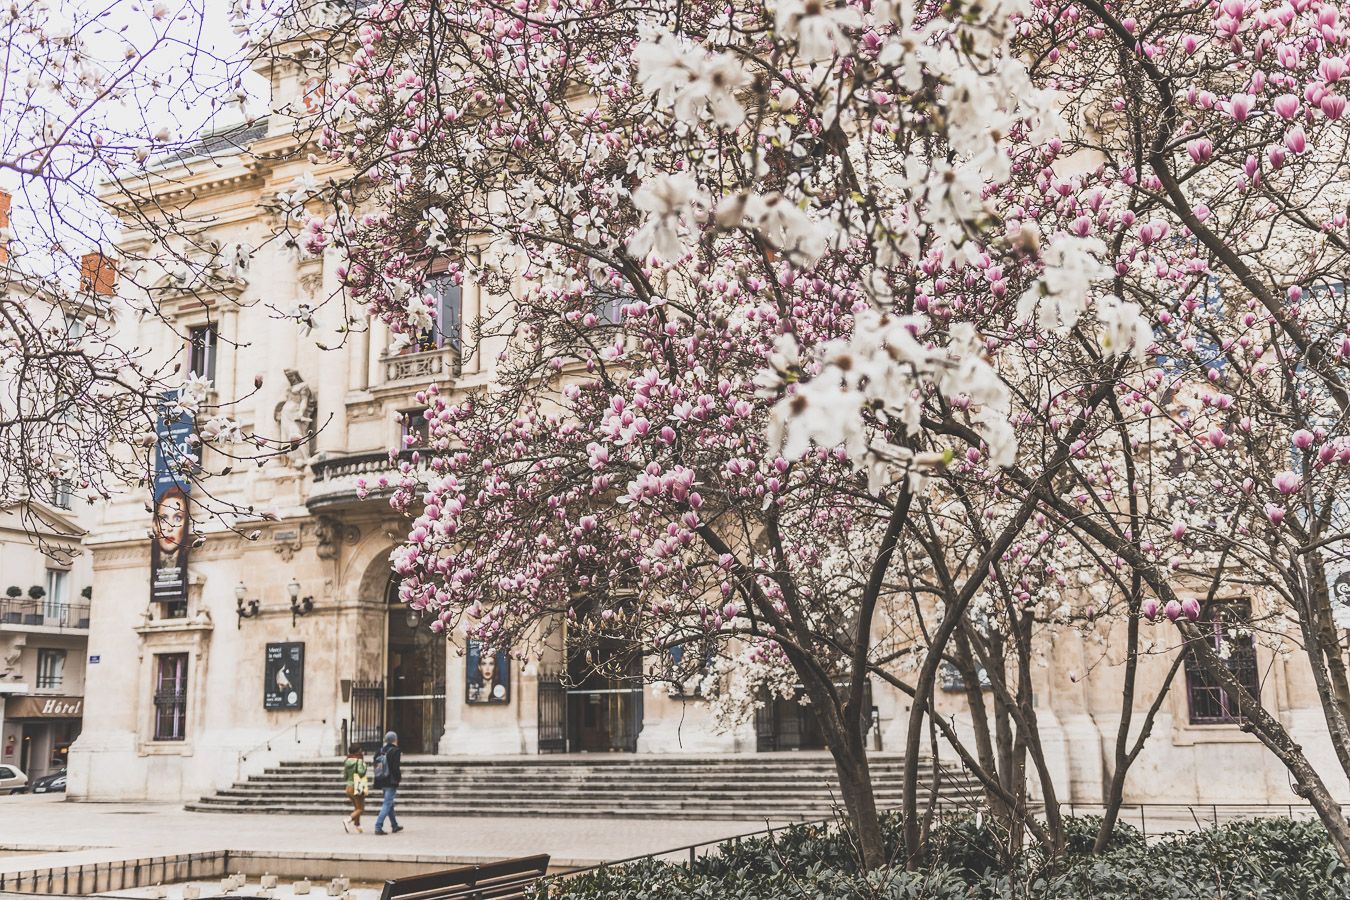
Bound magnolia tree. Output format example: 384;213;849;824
256;0;1189;865
1;0;331;542
982;0;1350;859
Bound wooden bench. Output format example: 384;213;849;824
378;854;551;900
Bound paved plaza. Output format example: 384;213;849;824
0;793;763;874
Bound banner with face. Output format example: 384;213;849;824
151;391;194;610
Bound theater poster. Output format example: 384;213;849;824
151;390;194;609
465;639;510;704
264;642;305;710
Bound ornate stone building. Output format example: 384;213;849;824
63;53;1349;813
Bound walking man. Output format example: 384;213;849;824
372;730;404;835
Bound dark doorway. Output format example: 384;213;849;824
564;630;643;753
385;579;445;754
755;691;827;751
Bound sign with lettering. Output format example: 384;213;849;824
7;696;83;718
88;655;100;664
264;642;304;710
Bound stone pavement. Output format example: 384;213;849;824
0;793;773;874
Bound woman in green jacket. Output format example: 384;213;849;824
342;744;368;833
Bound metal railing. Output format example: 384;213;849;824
0;600;90;630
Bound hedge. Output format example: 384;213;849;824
534;814;1350;899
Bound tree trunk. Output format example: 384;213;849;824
830;734;886;870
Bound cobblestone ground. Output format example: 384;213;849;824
0;793;767;873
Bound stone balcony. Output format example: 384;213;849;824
378;344;461;394
306;451;395;512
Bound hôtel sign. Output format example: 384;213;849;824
7;696;83;718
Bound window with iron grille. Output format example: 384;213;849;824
1185;600;1259;724
153;653;189;741
188;324;217;381
37;649;65;689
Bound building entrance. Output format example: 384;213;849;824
551;621;643;753
385;579;445;754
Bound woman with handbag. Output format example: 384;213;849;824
342;744;368;833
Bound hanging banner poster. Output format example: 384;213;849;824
150;390;194;609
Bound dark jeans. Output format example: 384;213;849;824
375;786;399;831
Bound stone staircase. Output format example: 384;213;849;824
187;754;982;820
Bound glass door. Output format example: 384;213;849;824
385;581;445;754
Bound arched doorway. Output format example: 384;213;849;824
385;578;446;754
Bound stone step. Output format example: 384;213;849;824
234;771;928;782
192;755;982;820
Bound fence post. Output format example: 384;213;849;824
1140;806;1146;841
688;847;695;870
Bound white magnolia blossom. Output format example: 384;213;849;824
716;192;830;265
768;312;1016;475
774;0;862;60
1096;295;1155;361
628;174;707;261
634;28;751;129
1017;236;1112;334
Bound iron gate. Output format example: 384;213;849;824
350;680;385;751
537;672;568;753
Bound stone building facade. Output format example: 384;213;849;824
64;56;1349;810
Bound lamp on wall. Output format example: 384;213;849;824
288;577;314;627
235;582;261;630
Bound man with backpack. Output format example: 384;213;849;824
371;731;404;835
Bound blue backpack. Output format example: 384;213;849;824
371;748;389;784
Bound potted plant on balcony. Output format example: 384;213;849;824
77;586;92;628
2;587;20;624
24;586;44;625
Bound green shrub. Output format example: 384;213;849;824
535;814;1350;900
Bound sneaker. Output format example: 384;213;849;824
374;830;386;836
341;818;351;834
392;825;404;834
355;825;364;833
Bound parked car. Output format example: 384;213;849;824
0;764;27;794
29;769;66;794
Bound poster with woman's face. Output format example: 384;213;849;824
150;486;190;608
150;389;194;610
465;639;510;704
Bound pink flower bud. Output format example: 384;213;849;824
1187;138;1213;163
1228;93;1255;121
1164;599;1183;621
1181;597;1202;621
1286;126;1308;153
1274;94;1301;119
1266;503;1286;525
1293;429;1316;449
1142;598;1160;621
1273;471;1302;493
1323;93;1347;120
1172;521;1188;540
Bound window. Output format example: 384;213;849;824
188;324;217;382
593;290;626;326
49;479;71;509
153;653;189;741
45;569;67;619
1185;600;1260;724
37;649;66;690
400;410;430;448
412;276;462;352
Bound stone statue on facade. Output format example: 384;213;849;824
274;368;316;467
